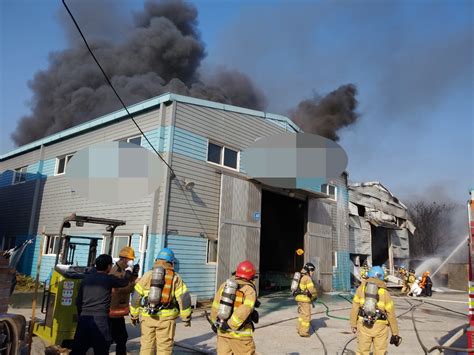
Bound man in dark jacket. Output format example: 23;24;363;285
71;254;132;355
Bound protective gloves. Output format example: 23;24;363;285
390;335;402;347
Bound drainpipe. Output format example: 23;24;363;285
139;224;148;277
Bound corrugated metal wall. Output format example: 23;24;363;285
217;174;261;288
167;235;216;299
306;198;333;291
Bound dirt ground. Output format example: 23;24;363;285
9;289;470;354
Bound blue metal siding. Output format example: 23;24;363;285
25;162;40;181
0;171;14;187
167;235;216;300
15;235;38;277
172;128;207;161
140;128;161;152
42;159;56;177
296;177;327;193
144;234;165;272
332;251;351;291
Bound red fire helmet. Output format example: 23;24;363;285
235;260;257;280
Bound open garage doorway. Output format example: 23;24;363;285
371;226;389;267
259;190;306;293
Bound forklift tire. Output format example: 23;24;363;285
0;314;27;355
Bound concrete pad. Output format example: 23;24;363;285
9;290;470;354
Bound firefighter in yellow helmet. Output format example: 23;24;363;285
350;266;401;354
109;246;139;355
292;262;318;337
130;248;192;355
398;266;408;293
406;269;416;295
360;260;369;281
211;260;259;355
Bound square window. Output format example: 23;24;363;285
112;236;130;259
321;183;337;201
43;236;61;255
57;158;66;175
128;136;142;146
13;166;27;184
224;148;238;169
207;142;222;164
55;154;74;175
207;240;218;263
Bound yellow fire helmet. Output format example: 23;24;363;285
119;246;135;260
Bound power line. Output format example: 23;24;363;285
61;0;176;178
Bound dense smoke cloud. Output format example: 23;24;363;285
11;0;267;146
290;84;359;141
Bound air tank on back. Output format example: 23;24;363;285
217;279;239;323
148;266;165;309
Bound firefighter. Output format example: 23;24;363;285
399;266;408;293
292;262;318;337
420;271;433;297
406;269;416;295
109;246;139;355
360;260;369;280
350;266;401;354
130;248;192;355
211;260;259;354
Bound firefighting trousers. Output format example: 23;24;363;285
296;302;312;336
109;316;128;355
217;335;256;355
139;316;176;355
356;320;389;355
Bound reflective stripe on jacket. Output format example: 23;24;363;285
294;273;317;303
129;260;192;321
210;277;257;339
350;277;399;335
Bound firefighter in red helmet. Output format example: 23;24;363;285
210;260;259;354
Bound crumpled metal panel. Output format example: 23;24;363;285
391;229;409;258
348;215;371;254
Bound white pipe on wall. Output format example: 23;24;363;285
139;224;148;277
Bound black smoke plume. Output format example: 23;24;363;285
11;0;267;146
290;84;359;141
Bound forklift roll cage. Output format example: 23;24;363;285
54;213;126;267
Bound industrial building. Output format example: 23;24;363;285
348;182;415;283
0;93;351;299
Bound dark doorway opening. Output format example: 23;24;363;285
371;226;388;266
259;190;306;292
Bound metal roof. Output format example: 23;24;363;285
1;92;299;161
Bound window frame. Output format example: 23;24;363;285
43;235;61;256
54;154;74;176
206;141;223;166
12;166;28;185
108;235;132;259
206;140;240;171
206;239;218;264
119;135;142;146
321;183;338;201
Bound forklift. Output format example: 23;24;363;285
33;213;126;348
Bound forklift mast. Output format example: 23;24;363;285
54;213;126;267
34;213;126;348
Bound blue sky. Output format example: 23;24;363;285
1;0;472;205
